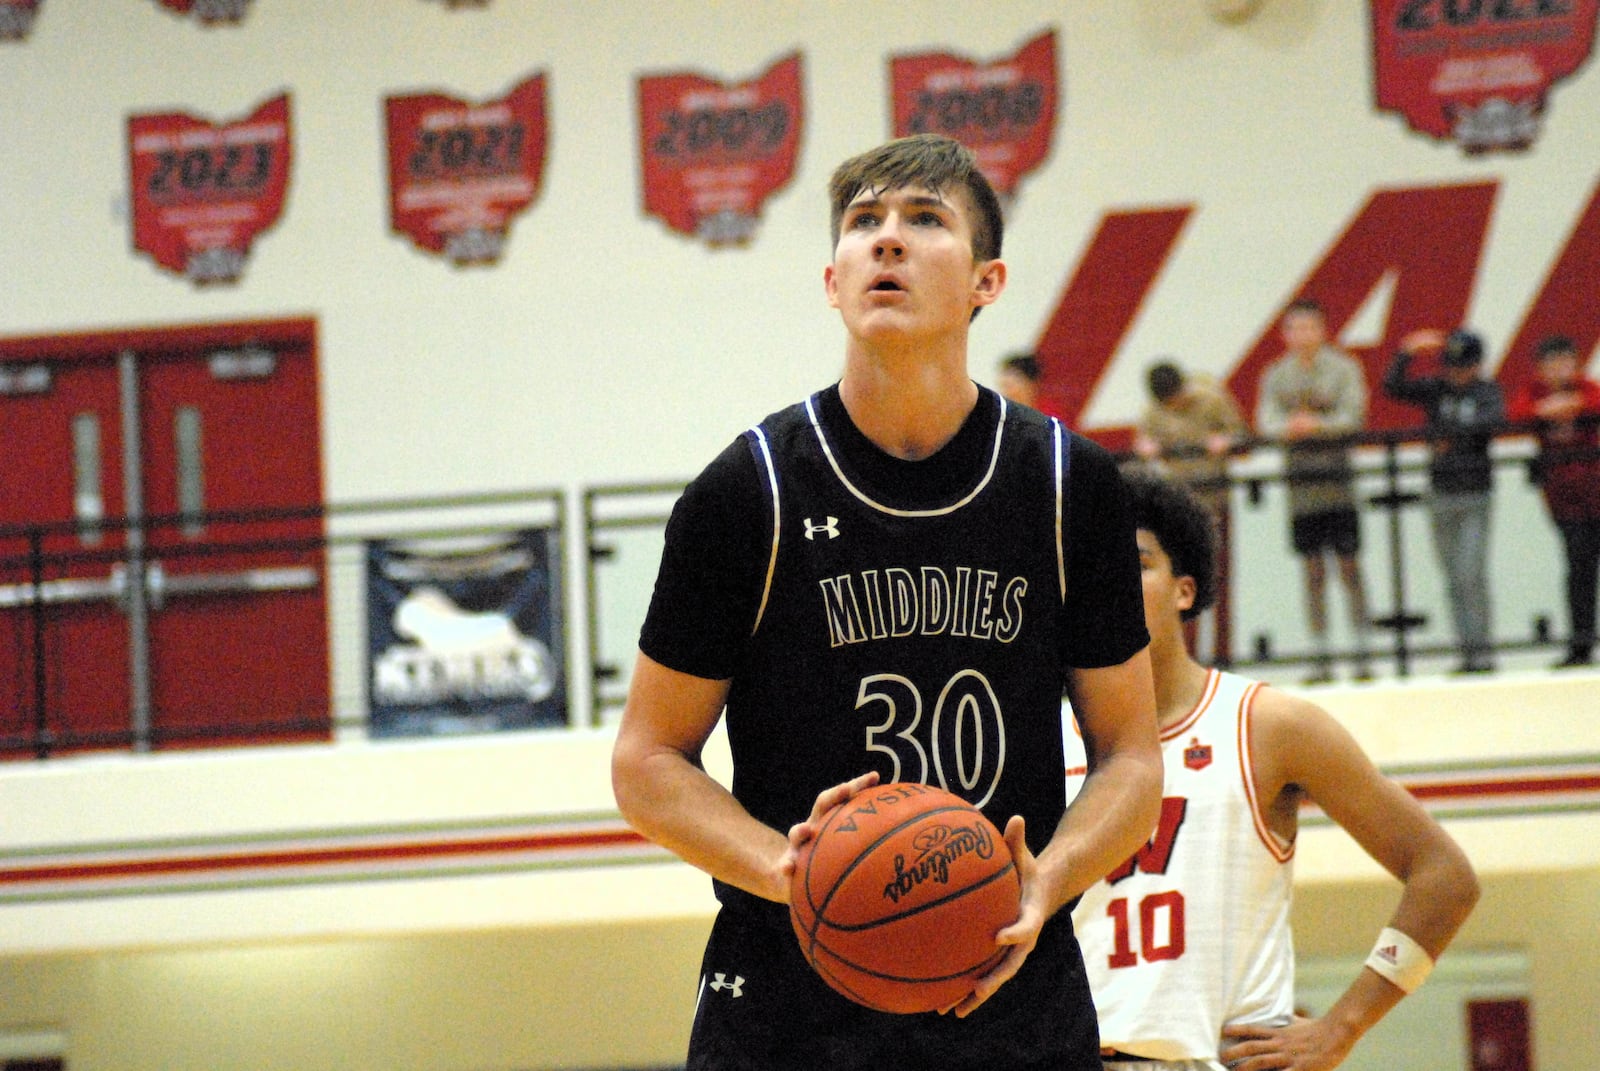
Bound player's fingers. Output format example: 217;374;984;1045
952;943;1027;1017
807;771;878;825
1003;814;1030;860
1222;1023;1276;1041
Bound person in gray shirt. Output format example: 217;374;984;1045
1255;298;1373;684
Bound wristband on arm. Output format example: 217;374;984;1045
1365;927;1434;994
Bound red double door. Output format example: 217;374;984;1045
0;319;330;756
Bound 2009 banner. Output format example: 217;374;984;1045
1371;0;1598;153
385;73;549;266
367;528;567;737
127;93;291;284
637;53;804;247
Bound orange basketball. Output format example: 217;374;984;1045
789;781;1020;1014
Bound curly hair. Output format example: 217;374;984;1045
1121;468;1219;622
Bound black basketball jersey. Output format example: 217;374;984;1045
644;384;1145;1070
724;386;1080;864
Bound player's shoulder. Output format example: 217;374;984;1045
1246;680;1363;765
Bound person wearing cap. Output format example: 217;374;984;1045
1383;328;1506;674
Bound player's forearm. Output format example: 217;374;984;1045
1036;748;1163;914
1313;969;1406;1064
613;745;789;902
1387;837;1480;958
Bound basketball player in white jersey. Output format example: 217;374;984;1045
1064;471;1478;1070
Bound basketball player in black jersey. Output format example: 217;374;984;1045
612;134;1163;1070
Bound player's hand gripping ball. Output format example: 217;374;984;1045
788;781;1020;1014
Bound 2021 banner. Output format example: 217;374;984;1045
385;73;549;266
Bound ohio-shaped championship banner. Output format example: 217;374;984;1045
1371;0;1598;153
127;93;291;284
385;73;548;266
367;528;566;737
154;0;252;24
0;0;41;41
890;28;1058;200
637;52;803;247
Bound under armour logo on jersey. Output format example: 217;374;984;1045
803;516;840;541
709;972;744;997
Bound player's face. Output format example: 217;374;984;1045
1137;528;1196;644
1281;310;1326;356
825;184;1004;345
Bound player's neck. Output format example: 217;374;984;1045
838;348;978;461
1152;642;1211;732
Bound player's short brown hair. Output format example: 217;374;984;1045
827;134;1004;264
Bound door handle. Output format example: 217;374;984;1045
146;561;319;611
0;568;128;609
0;562;316;611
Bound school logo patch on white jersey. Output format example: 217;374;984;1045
1184;736;1213;771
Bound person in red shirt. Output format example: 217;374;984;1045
1508;335;1600;668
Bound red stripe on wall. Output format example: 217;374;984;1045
0;827;650;887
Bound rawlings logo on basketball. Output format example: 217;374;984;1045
881;821;996;904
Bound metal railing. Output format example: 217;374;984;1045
2;424;1592;756
1;490;564;759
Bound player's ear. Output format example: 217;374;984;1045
1174;574;1197;616
824;262;840;310
971;258;1006;310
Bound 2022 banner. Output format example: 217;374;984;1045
1371;0;1598;154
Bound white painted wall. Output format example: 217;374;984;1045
5;3;1600;1069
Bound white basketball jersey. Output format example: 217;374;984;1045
1064;669;1295;1062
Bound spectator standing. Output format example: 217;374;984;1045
1255;298;1374;683
1382;329;1506;673
1133;360;1248;665
1509;335;1600;669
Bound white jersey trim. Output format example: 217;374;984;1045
1051;417;1066;603
802;391;1006;518
1236;678;1294;862
747;424;781;635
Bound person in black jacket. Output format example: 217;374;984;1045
1383;329;1506;673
